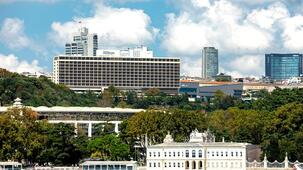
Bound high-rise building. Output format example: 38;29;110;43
53;46;180;94
65;27;98;56
265;53;303;80
202;47;218;79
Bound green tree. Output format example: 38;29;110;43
88;134;130;161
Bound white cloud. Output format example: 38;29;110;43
49;2;158;48
226;55;264;78
0;18;30;49
161;0;302;77
247;2;289;29
0;53;43;73
280;15;303;51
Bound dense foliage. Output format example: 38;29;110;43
0;108;130;165
0;68;100;107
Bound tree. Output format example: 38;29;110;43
88;134;130;161
261;103;303;161
0;107;48;165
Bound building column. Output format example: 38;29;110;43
74;122;78;136
114;122;119;133
285;152;289;168
88;122;92;137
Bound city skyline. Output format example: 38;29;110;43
1;0;303;78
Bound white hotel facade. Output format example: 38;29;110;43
147;130;249;170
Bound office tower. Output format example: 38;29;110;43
202;47;218;79
265;53;303;80
53;46;180;94
65;27;98;56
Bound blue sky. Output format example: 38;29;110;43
1;0;303;78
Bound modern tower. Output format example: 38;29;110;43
265;53;303;80
65;27;98;56
202;47;218;79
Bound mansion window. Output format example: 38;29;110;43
186;150;189;157
192;150;196;157
199;150;202;158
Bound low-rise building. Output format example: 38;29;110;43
179;80;243;99
147;130;251;170
79;160;137;170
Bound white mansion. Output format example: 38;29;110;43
147;130;250;170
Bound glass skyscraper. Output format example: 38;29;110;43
202;47;218;79
265;53;303;80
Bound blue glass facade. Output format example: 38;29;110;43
265;53;303;80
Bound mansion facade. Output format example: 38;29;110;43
147;130;250;170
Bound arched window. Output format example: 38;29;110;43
199;161;203;169
192;150;196;157
192;161;196;169
199;150;202;158
185;161;189;169
186;150;189;157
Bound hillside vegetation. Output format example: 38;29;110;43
0;68;99;107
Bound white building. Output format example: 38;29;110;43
65;27;98;56
147;130;250;170
96;46;153;58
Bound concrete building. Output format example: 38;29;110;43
265;53;303;80
0;98;144;137
65;27;98;56
147;129;250;170
53;47;180;94
179;80;243;99
202;47;218;79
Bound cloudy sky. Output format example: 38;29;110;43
1;0;303;78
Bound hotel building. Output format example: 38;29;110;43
53;46;180;94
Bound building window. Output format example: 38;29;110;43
212;152;214;156
236;152;238;157
173;163;176;167
240;152;243;157
192;161;196;169
199;150;202;158
153;152;156;157
178;162;180;167
169;162;171;167
149;152;152;157
199;161;203;169
158;163;160;167
186;150;189;157
226;151;228;156
178;152;180;157
192;150;196;157
164;152;167;157
221;152;223;157
169;152;171;157
173;152;175;157
165;163;167;167
231;152;233;157
154;163;156;167
216;152;219;156
149;163;152;167
185;161;189;169
158;152;160;157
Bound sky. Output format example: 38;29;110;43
1;0;303;78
